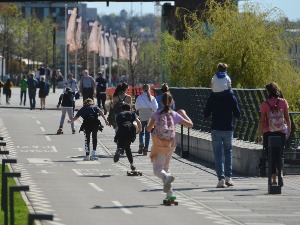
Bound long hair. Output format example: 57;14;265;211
113;83;122;97
161;83;169;94
83;98;94;106
142;84;151;102
266;82;281;98
160;92;173;114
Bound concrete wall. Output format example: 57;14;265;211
176;127;263;176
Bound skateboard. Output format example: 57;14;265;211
163;196;178;206
127;170;142;176
57;128;63;134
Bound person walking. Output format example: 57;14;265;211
51;68;57;93
113;103;142;171
38;76;49;110
203;89;241;188
27;73;38;110
95;72;108;115
79;70;96;102
57;87;76;134
146;92;193;198
156;83;175;110
68;98;109;160
135;84;158;155
19;75;27;106
3;78;13;105
0;79;4;105
257;82;291;186
64;73;79;113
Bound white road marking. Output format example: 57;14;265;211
89;183;104;192
45;136;51;141
72;169;83;176
36;120;41;124
27;158;53;164
73;147;83;152
51;146;58;152
112;201;132;214
41;170;48;174
40;127;45;132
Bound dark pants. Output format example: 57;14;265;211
97;93;107;113
28;89;36;109
20;90;26;105
117;138;133;164
5;89;11;104
84;126;98;152
82;87;94;102
263;132;285;174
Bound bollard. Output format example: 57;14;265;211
1;159;17;211
28;213;53;225
180;125;190;158
0;142;6;146
0;137;4;141
0;150;9;155
268;136;282;194
2;172;21;225
10;186;30;225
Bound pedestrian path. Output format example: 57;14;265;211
1;87;300;224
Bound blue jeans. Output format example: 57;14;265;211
28;89;36;109
211;130;233;181
139;121;150;151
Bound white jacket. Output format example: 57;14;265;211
135;93;158;121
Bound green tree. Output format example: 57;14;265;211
161;0;300;110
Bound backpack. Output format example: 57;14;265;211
265;99;287;132
153;112;175;141
114;96;127;115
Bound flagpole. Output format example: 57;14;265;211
103;26;106;80
64;4;68;81
109;28;112;86
117;31;119;84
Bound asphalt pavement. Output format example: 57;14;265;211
1;87;300;225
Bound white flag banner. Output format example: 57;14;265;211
110;35;117;59
75;16;82;50
66;8;77;52
118;37;127;60
87;21;99;53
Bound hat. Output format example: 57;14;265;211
98;72;103;76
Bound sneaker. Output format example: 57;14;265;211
83;156;90;161
167;189;174;198
138;143;144;154
225;177;234;187
91;150;97;158
216;179;226;188
163;175;175;193
278;177;284;187
72;130;76;134
114;148;121;163
143;150;147;156
130;165;136;171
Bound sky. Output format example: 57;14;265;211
85;0;300;21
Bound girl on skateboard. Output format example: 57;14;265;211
146;92;193;198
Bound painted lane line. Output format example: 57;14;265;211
51;146;58;152
112;201;132;214
40;127;45;132
36;120;41;124
45;136;51;141
41;170;48;174
72;169;83;176
89;183;104;192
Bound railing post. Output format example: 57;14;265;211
28;213;53;225
1;159;17;210
10;186;30;225
268;136;282;194
2;172;21;225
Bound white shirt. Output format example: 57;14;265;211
135;93;158;121
211;74;231;92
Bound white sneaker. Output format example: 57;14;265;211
83;156;90;161
225;177;234;186
91;151;97;158
167;189;174;198
163;175;175;193
216;179;226;188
